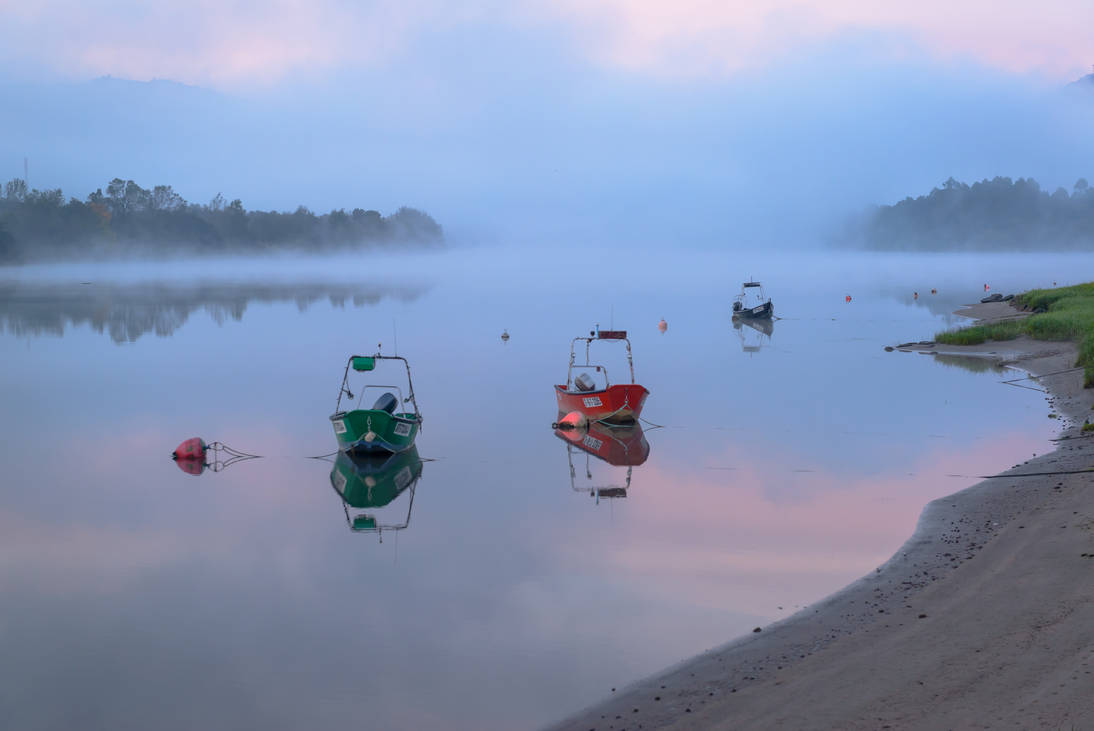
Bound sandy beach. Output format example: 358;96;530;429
550;302;1094;730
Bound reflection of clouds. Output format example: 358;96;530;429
565;433;1038;617
0;511;193;594
0;280;430;343
0;420;314;592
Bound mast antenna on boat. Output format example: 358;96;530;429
393;318;398;356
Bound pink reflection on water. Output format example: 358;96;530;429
560;431;1041;619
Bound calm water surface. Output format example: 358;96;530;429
0;249;1075;729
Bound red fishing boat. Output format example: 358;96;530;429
555;328;649;425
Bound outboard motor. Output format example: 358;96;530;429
733;301;742;312
373;392;398;414
574;372;596;392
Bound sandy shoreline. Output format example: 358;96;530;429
549;302;1094;730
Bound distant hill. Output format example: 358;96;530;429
848;176;1094;251
1068;73;1094;90
0;176;443;263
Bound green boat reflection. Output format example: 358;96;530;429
328;445;424;539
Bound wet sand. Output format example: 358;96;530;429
550;302;1094;730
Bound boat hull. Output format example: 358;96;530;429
330;408;420;454
732;300;774;319
554;383;649;425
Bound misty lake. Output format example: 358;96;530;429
0;248;1078;729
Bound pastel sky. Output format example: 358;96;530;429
1;0;1091;85
2;1;1093;243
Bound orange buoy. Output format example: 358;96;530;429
173;437;207;461
553;411;589;430
845;295;852;303
658;319;667;333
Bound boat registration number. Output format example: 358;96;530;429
582;396;603;407
582;435;603;451
394;422;412;437
333;470;347;495
333;419;347;434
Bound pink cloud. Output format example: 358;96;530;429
1;0;1090;85
535;0;1094;79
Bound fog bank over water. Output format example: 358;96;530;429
3;35;1093;248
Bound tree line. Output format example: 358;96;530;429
0;177;443;262
849;176;1094;250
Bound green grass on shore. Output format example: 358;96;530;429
935;283;1094;387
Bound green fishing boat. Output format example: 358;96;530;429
329;446;423;536
330;354;422;455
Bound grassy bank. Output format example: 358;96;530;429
935;283;1094;387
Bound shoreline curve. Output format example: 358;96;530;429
548;301;1094;730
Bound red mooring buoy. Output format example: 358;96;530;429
553;411;589;430
173;437;207;461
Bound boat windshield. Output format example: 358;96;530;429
566;335;635;388
739;283;767;306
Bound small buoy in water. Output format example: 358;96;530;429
658;319;667;333
364;431;377;443
173;437;207;461
172;437;207;476
553;411;588;430
845;295;852;303
931;288;937;294
914;291;918;300
501;329;510;342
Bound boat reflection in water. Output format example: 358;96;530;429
328;446;424;540
733;316;774;354
554;420;650;502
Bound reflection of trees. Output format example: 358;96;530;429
877;285;987;327
0;281;428;343
932;353;1005;374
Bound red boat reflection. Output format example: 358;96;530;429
553;420;650;467
554;421;650;502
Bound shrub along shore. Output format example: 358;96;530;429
936;282;1094;387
